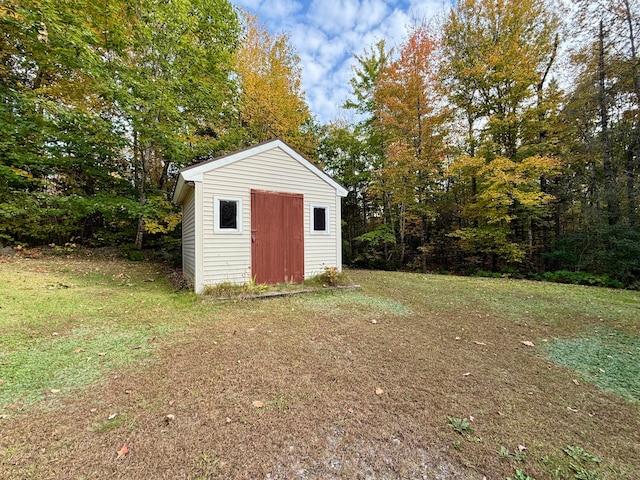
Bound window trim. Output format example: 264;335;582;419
310;204;330;235
214;196;243;234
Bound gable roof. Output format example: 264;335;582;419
172;139;347;204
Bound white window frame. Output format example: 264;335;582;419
310;204;330;235
214;196;243;234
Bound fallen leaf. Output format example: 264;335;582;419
108;413;117;420
474;341;486;346
375;387;384;395
518;444;526;452
371;319;377;324
572;379;580;386
567;406;578;413
252;400;264;408
469;415;475;422
520;341;535;347
116;443;129;460
97;352;107;356
166;414;175;421
73;348;83;354
225;417;232;423
463;372;471;377
599;368;605;373
148;337;156;343
50;389;60;394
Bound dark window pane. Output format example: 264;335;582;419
220;200;237;229
313;207;326;231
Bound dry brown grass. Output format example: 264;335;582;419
0;255;639;479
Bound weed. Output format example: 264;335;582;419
499;446;527;463
305;266;353;287
570;464;602;480
507;470;536;480
564;446;601;464
192;451;221;479
447;416;482;443
448;416;472;435
203;280;268;299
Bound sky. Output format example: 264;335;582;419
231;0;451;124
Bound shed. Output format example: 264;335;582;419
172;139;348;293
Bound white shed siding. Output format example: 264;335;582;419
181;187;196;282
200;146;339;286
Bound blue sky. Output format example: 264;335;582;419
231;0;451;124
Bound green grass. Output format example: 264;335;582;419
297;290;410;315
545;330;640;402
0;256;185;414
0;324;172;409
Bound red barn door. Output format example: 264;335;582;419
251;190;304;284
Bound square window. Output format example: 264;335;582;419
310;205;329;234
214;196;242;233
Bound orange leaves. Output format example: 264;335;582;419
371;23;449;222
116;443;129;460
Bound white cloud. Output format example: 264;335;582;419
232;0;450;123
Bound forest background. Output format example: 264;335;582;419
1;0;639;288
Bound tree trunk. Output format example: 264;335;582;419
623;0;638;226
628;148;636;227
134;137;150;250
598;20;619;226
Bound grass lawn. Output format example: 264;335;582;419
0;252;639;479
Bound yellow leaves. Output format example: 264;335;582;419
448;155;485;176
520;155;561;177
143;213;180;235
143;197;181;235
451;154;559;231
234;11;309;144
9;167;34;179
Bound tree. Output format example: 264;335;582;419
0;0;242;248
449;154;561;269
441;0;563;269
0;0;133;244
373;24;450;269
340;40;394;266
317;123;373;265
573;0;639;226
108;0;241;248
234;12;313;154
442;0;560;161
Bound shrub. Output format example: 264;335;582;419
546;225;640;287
539;270;623;289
